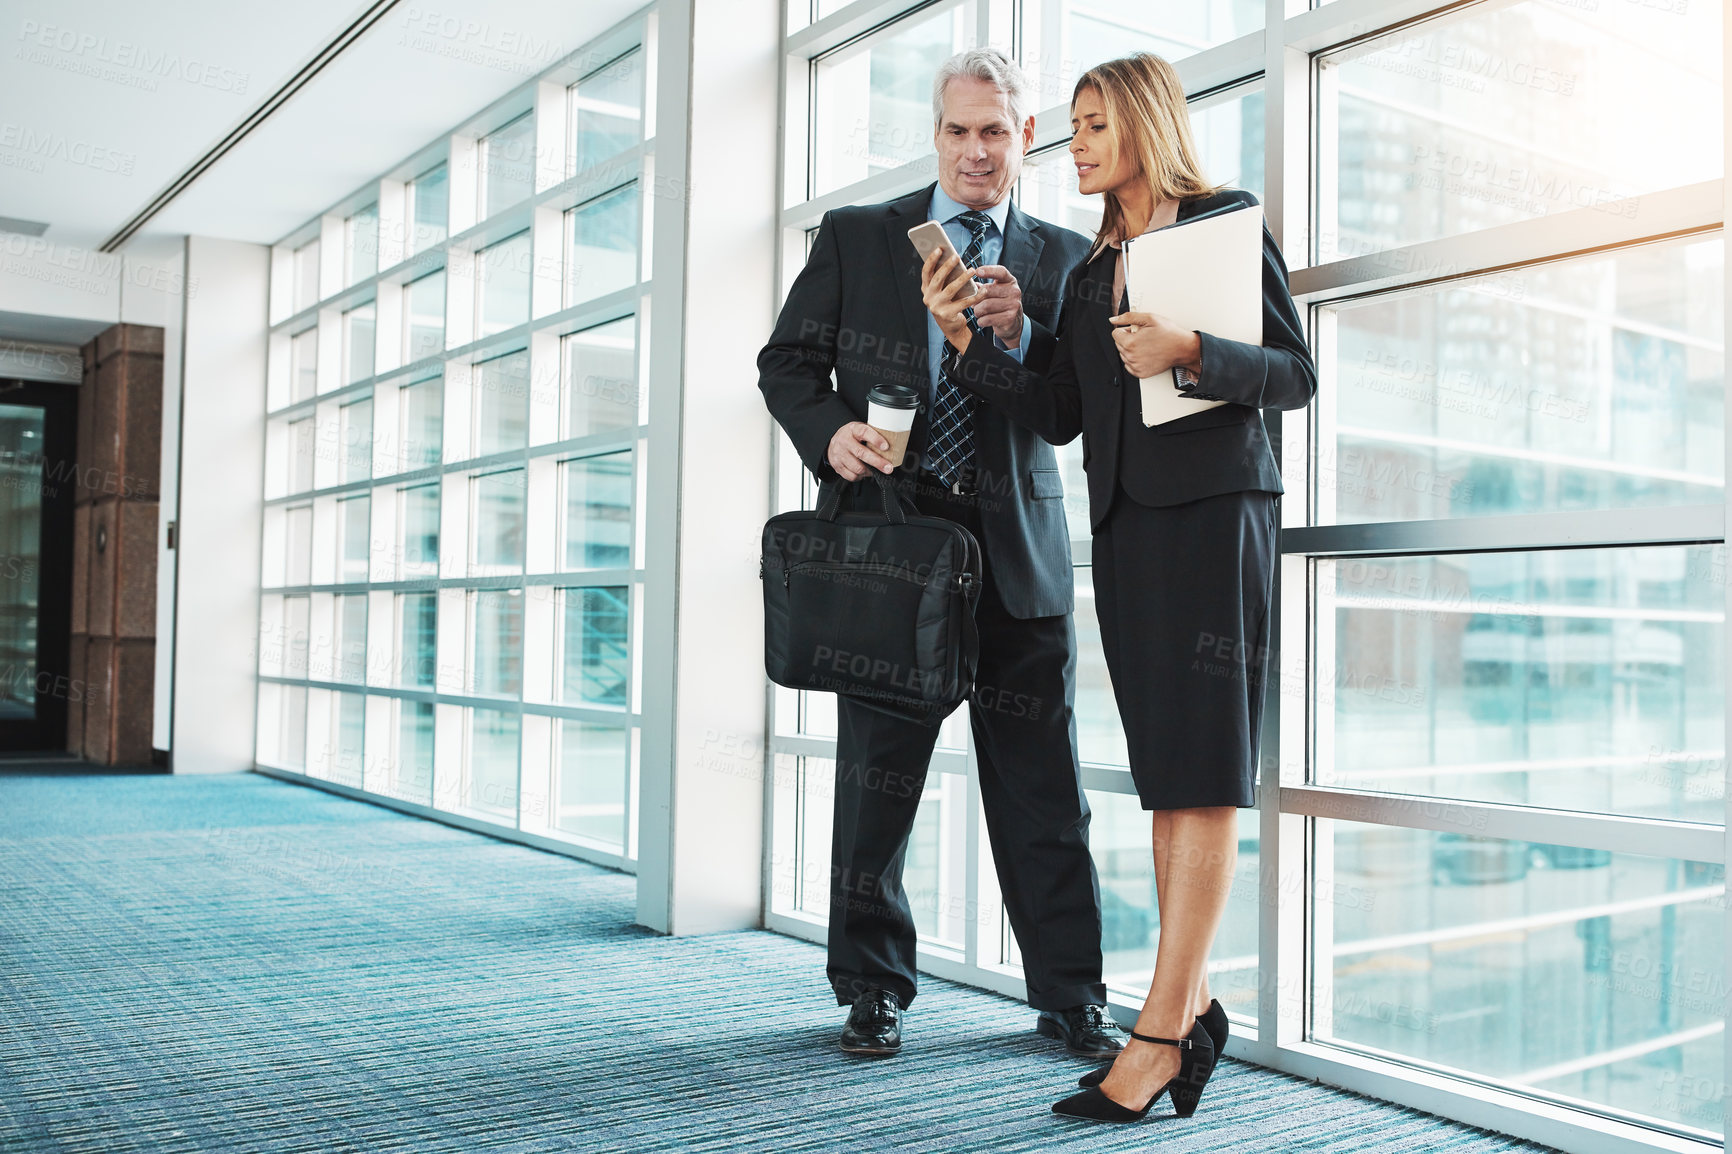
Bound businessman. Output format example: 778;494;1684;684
757;48;1117;1058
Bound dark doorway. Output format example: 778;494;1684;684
0;378;76;751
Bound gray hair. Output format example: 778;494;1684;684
932;47;1033;129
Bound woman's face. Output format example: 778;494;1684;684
1070;85;1133;197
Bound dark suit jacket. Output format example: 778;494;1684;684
947;189;1316;530
757;183;1094;619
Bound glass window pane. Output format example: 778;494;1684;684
343;303;375;384
572;49;644;173
567;186;639;307
469;707;520;819
285;595;310;678
562;586;629;707
563;452;632;569
1022;0;1262;103
286;505;312;586
902;773;968;949
293;240;319;312
1321;237;1724;524
288;418;315;493
810;5;969;198
395;699;435;804
409;164;448;254
280;684;308;768
399;483;440;576
0;407;43;719
405;270;445;362
346;202;379;285
793;755;834;917
474;469;526;570
481;113;536;217
397;591;437;688
1318;1;1723;261
563;318;638;438
1073;568;1127;767
339;399;372;485
558;720;628;846
336;594;367;683
471;589;524;697
338;495;369;582
290;327;318;403
1318;820;1723;1136
1321;546;1724;823
401;377;443;472
476;349;530;456
477;231;531;338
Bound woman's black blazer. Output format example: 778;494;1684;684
948;189;1316;531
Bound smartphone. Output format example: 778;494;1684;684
906;221;981;290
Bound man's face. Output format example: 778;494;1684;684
933;76;1034;210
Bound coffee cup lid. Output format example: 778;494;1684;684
867;384;921;410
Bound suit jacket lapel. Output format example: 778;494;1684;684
1000;202;1045;301
885;185;935;370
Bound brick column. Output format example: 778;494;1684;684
71;323;163;765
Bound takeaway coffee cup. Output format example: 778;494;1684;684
866;384;921;469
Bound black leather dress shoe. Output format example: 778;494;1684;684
1036;1004;1124;1056
840;988;903;1056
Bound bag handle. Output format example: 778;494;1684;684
815;472;908;525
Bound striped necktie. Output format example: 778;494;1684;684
928;209;993;488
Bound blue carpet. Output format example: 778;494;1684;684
0;770;1556;1153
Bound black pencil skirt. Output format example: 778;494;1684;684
1091;487;1278;810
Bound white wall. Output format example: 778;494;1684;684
170;235;268;773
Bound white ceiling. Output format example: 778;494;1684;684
0;0;648;251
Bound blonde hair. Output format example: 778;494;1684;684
1072;54;1225;259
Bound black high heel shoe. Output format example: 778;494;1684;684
1051;1019;1215;1123
1078;999;1227;1088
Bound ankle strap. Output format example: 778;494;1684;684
1128;1030;1193;1049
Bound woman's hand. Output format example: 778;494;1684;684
920;248;983;354
1110;311;1202;380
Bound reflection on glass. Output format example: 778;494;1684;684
1318;0;1723;260
567;187;639;307
409;164;448;254
1322;238;1724;524
405;270;445;362
401;377;443;471
562;586;629;707
482;113;536;216
478;232;531;337
397;592;437;688
476;350;530;456
0;406;44;719
469;707;519;819
1021;1;1264;111
1319;820;1724;1136
811;5;967;197
563;318;638;437
475;469;526;570
290;327;318;403
281;684;308;768
395;699;435;804
563;452;632;569
558;720;628;846
400;483;439;575
338;495;369;582
339;399;372;484
346;202;379;285
472;590;524;697
332;691;365;786
288;418;315;493
572;49;643;173
343;303;375;384
1322;547;1725;823
293;240;319;311
1089;791;1261;1012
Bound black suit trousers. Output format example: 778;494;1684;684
827;475;1106;1012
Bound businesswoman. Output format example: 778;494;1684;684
920;53;1315;1124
